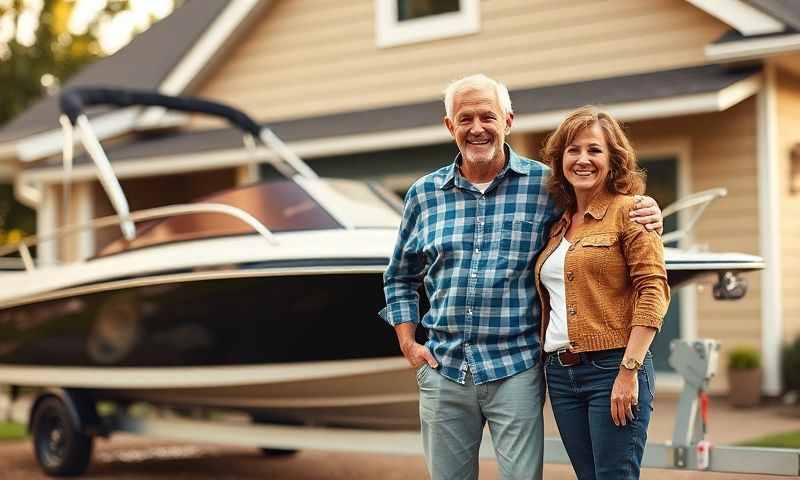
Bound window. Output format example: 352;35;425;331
375;0;480;48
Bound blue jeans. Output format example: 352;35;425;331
417;364;546;480
545;349;655;480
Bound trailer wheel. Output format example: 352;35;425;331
251;414;298;457
260;447;298;457
31;397;93;476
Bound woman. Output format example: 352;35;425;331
534;105;670;479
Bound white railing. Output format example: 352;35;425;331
661;188;728;245
0;203;278;273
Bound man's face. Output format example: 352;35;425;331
444;87;513;168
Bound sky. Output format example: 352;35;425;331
0;0;176;55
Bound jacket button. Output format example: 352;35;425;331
568;306;576;316
566;272;574;281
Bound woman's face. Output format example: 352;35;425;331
562;122;611;197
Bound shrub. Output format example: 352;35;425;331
783;336;800;393
728;346;761;370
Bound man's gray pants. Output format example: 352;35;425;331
417;364;545;480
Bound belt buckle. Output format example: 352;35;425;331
556;349;580;367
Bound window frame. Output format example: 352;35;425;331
374;0;480;48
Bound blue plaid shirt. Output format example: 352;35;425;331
380;146;561;384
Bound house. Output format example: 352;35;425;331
1;0;799;395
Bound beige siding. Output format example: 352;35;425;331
625;100;760;391
776;69;800;345
194;0;727;125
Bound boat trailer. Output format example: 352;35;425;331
13;338;800;477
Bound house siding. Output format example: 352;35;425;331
193;0;728;125
631;99;761;391
776;69;800;345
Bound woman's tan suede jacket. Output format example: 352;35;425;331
534;190;670;353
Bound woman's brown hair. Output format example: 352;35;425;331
541;105;645;212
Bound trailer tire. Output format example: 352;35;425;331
260;447;298;457
251;414;298;456
31;396;93;476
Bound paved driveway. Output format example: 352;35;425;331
0;394;794;479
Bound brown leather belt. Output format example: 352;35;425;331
551;349;581;367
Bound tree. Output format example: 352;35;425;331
0;0;177;244
0;0;178;126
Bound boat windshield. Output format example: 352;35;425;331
299;178;402;229
98;180;342;256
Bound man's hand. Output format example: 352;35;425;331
394;322;438;368
629;195;663;234
400;339;438;369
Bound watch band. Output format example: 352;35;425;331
621;357;643;371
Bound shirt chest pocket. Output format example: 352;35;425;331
500;216;536;261
580;233;617;248
578;233;620;274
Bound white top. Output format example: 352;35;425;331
542;237;572;352
473;181;492;193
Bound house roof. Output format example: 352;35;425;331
708;1;800;46
0;0;232;144
745;0;800;32
25;63;762;176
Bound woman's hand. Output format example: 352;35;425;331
611;369;639;426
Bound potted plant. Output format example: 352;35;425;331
727;346;762;408
782;336;800;408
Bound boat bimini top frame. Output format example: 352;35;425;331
3;88;350;270
57;87;318;241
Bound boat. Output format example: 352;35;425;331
0;89;763;434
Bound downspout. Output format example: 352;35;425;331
757;64;783;396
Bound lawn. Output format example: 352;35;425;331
0;422;26;441
738;431;800;449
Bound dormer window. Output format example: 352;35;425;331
375;0;480;48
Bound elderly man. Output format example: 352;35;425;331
379;74;661;480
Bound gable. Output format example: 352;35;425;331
193;0;730;126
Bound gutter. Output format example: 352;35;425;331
706;33;800;62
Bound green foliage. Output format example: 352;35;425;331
0;421;27;441
728;346;761;370
783;335;800;392
0;0;182;127
738;430;800;449
0;0;106;126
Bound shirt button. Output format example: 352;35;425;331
471;273;477;278
566;272;574;281
467;309;473;315
475;248;480;253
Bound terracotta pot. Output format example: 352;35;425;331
728;367;762;407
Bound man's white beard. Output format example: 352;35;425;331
464;144;497;166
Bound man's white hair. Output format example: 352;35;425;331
443;74;513;119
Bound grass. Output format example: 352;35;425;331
0;421;27;441
738;431;800;449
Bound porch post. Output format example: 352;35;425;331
757;64;783;395
36;184;58;266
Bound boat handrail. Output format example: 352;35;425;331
661;187;727;245
0;202;278;272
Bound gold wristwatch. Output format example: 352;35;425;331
621;357;643;371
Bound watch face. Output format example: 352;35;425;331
623;358;640;370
